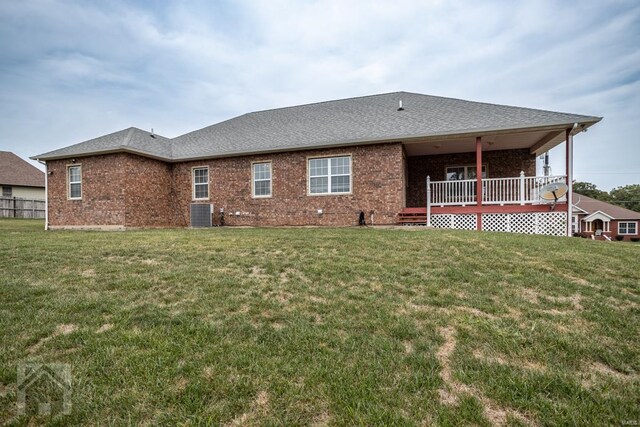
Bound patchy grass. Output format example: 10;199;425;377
0;219;638;426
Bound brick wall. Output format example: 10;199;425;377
123;155;175;227
47;154;127;227
172;142;405;226
406;149;536;207
47;145;540;228
47;143;405;228
47;153;176;228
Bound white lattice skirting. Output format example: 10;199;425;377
482;212;566;235
431;214;477;230
430;212;567;236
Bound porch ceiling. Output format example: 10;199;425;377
403;128;566;156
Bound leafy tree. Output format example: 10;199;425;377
610;184;640;212
572;182;611;201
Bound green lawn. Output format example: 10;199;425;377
0;219;638;426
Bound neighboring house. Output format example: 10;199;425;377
0;151;45;200
573;193;640;241
32;92;601;234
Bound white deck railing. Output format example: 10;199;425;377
428;173;567;206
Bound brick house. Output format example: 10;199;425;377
572;193;640;240
32;92;601;235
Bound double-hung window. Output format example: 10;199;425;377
619;221;637;235
309;156;351;195
68;165;82;199
192;167;209;200
252;162;272;198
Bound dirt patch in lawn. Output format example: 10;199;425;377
581;361;637;388
436;327;537;426
472;349;546;373
28;324;78;353
225;390;269;426
96;323;113;333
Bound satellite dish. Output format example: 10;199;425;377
539;182;568;210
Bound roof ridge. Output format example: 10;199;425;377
170;91;411;141
399;92;602;120
121;127;136;147
241;91;407;116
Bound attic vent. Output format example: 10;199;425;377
397;100;404;111
190;203;213;227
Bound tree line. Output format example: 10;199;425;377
573;183;640;212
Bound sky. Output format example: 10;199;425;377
0;0;638;190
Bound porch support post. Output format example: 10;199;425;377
519;171;526;205
426;176;431;227
566;128;574;237
475;136;482;231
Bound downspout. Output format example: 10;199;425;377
37;159;48;231
566;123;578;236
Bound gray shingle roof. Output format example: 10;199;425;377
33;127;172;160
0;151;45;187
32;91;601;161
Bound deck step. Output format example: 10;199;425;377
398;209;428;225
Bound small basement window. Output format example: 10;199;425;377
309;156;351;195
252;162;272;198
192;167;209;200
618;221;637;235
68;165;82;199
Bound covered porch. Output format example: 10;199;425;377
398;126;581;236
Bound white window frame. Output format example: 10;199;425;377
67;165;82;200
192;166;209;200
252;161;272;198
572;215;580;233
445;164;488;180
307;155;352;196
618;221;637;235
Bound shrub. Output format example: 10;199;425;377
631;237;639;242
614;235;625;241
